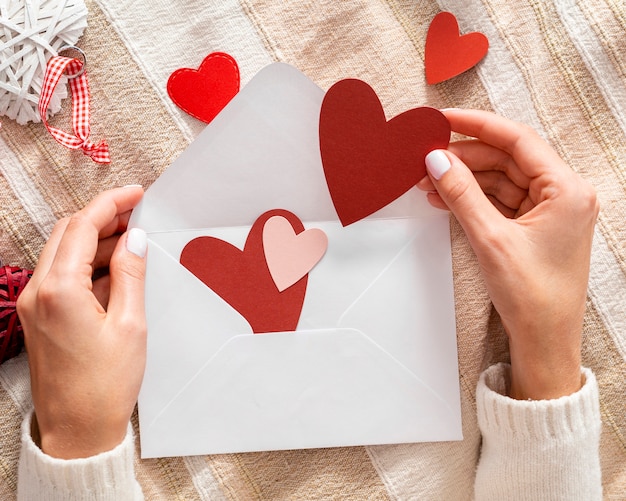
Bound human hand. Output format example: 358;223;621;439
418;109;598;400
16;186;148;459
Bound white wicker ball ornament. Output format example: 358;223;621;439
0;0;88;125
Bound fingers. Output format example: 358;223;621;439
442;109;567;179
448;140;530;190
78;187;144;239
424;149;504;244
473;171;528;211
92;275;111;309
47;187;144;280
418;166;529;217
486;194;518;219
106;228;147;336
93;235;121;272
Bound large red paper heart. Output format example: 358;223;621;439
319;79;451;226
425;12;489;85
179;210;307;334
167;52;240;123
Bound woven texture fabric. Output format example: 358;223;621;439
1;0;625;499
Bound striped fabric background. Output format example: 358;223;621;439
1;0;625;498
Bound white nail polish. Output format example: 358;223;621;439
123;184;143;189
127;228;147;258
425;150;451;181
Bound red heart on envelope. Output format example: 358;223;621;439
319;79;451;226
167;52;240;123
425;12;489;85
180;210;308;334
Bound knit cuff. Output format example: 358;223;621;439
17;409;143;500
477;362;600;440
475;363;602;500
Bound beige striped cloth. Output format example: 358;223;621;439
1;1;625;499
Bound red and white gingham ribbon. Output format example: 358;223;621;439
39;55;110;164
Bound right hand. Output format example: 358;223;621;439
418;109;599;400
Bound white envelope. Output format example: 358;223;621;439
130;63;462;459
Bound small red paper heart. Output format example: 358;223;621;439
425;12;489;85
179;210;307;334
167;52;240;123
319;79;450;226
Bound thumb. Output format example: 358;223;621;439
107;228;147;326
425;149;503;243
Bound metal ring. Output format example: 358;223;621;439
58;45;87;78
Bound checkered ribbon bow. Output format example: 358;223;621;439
39;55;110;164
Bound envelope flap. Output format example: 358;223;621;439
129;62;444;234
130;63;337;232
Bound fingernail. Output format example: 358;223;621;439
126;228;147;258
123;184;142;189
425;150;451;180
440;108;460;112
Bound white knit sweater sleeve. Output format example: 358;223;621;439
474;363;602;500
17;410;144;500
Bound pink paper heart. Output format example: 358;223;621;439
263;216;328;292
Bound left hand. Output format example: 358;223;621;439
17;186;147;459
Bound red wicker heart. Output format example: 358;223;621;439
0;266;32;364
